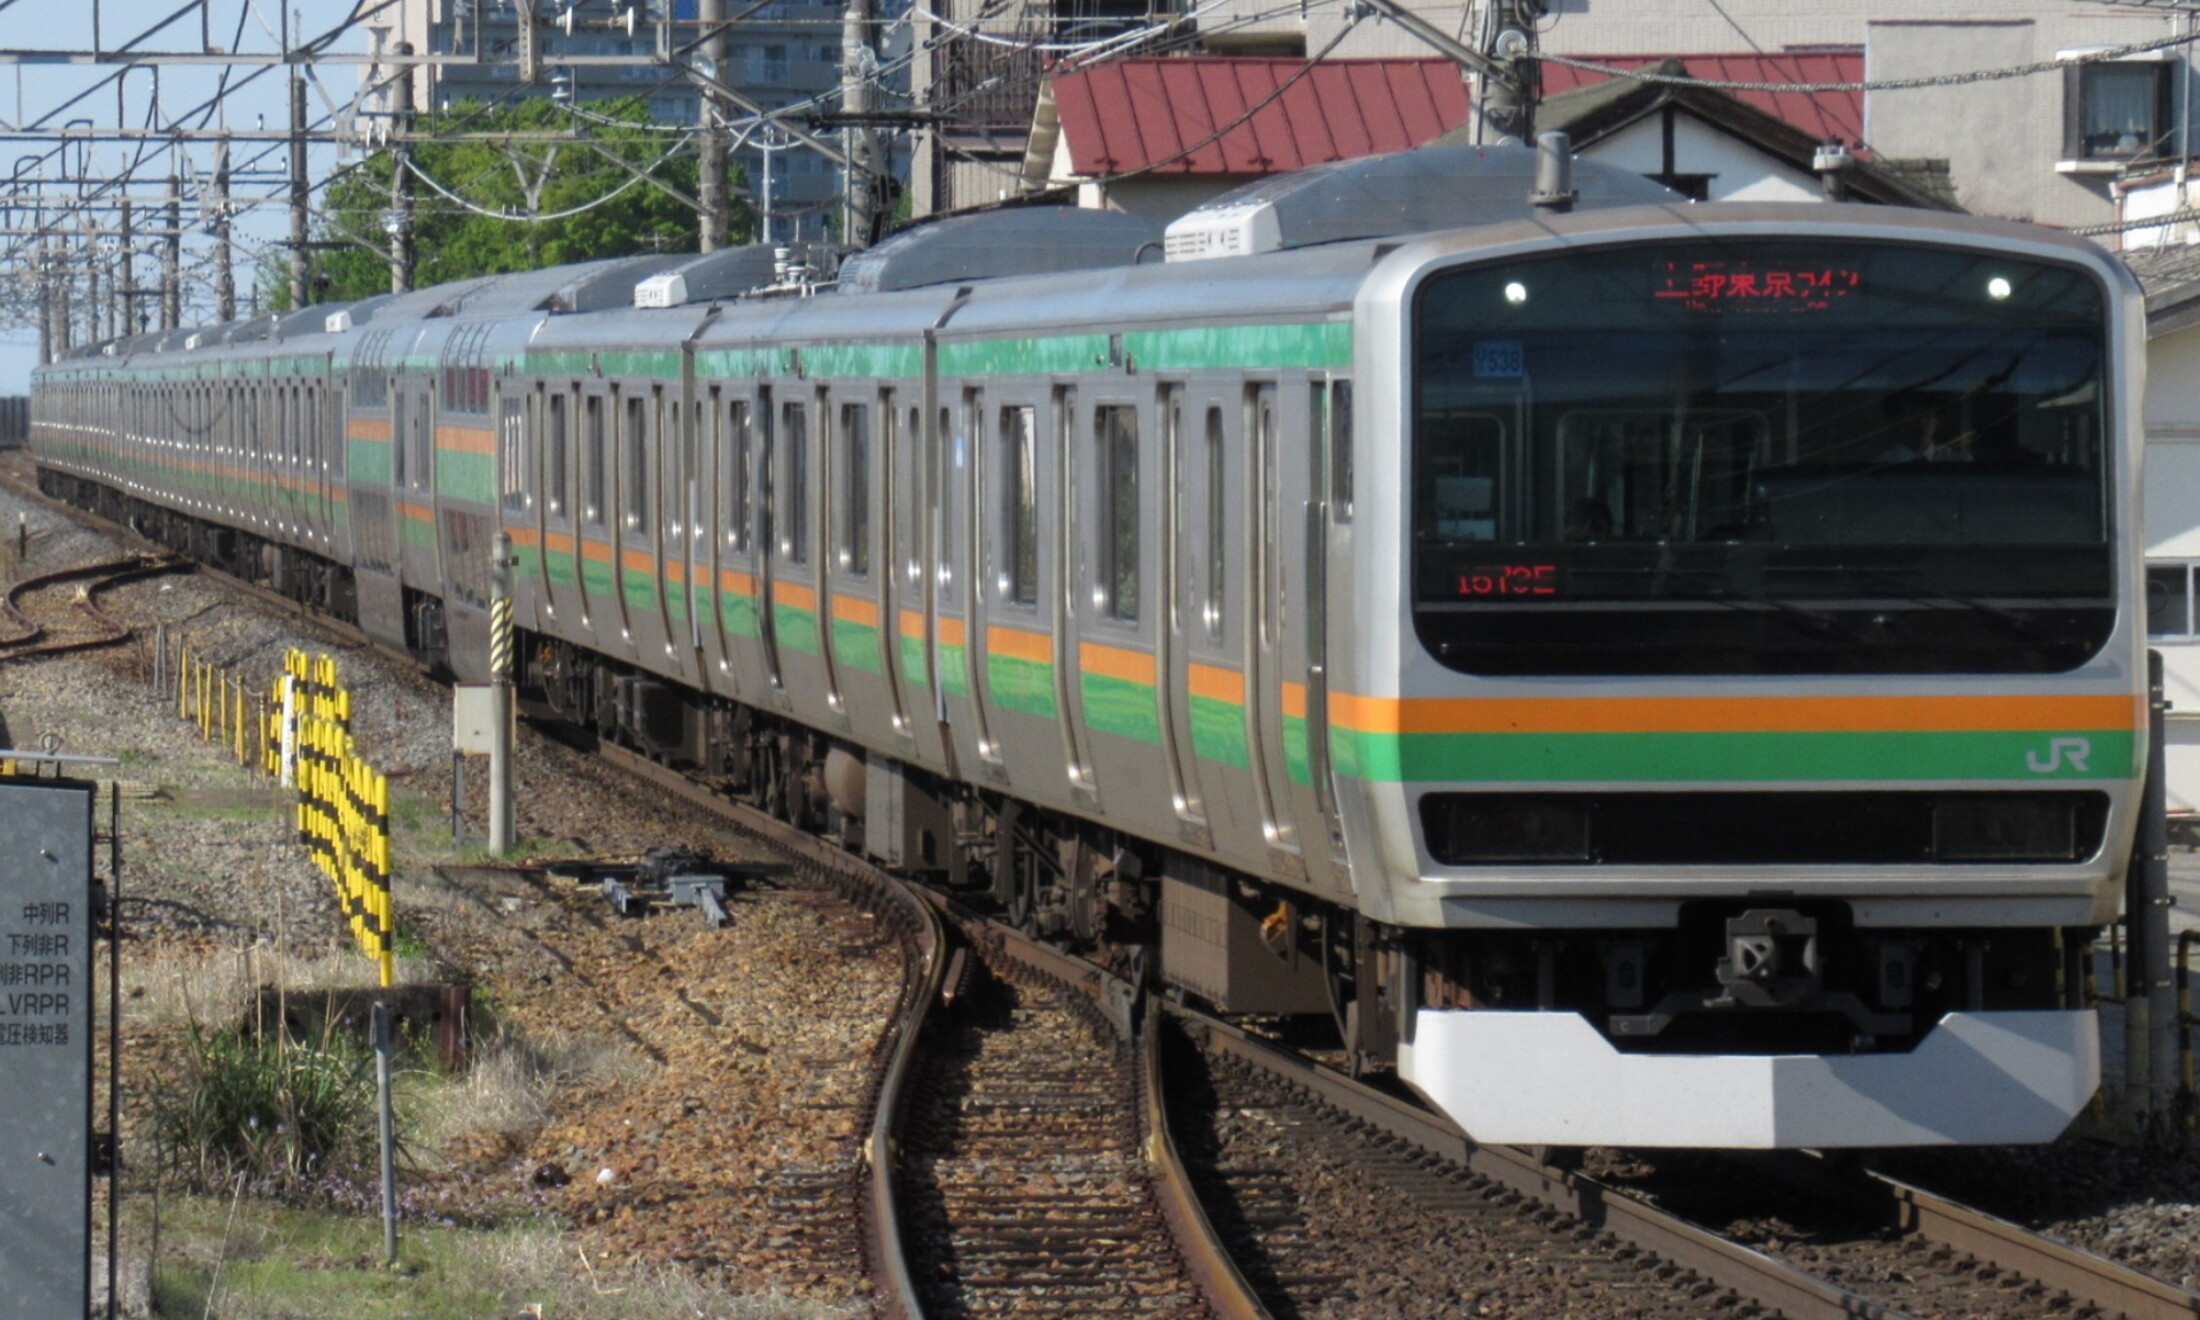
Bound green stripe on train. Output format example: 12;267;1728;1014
774;603;820;656
939;641;970;698
621;566;660;612
987;653;1056;719
1081;673;1161;745
720;590;761;639
435;451;495;505
1328;729;2139;785
1190;694;1250;769
899;633;930;691
831;617;884;675
1283;714;1311;785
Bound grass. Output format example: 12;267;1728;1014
154;1021;381;1193
405;1026;654;1160
145;1196;866;1320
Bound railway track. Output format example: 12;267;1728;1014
1177;1013;2200;1320
0;552;187;662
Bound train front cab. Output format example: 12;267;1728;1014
1348;211;2147;1148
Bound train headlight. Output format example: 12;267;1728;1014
1986;276;2013;301
1931;797;2078;862
1503;281;1529;306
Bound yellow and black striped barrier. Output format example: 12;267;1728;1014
157;643;396;985
281;649;393;988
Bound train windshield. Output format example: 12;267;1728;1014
1410;239;2113;675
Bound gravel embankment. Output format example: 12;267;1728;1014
0;476;898;1312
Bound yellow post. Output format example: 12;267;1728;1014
376;768;394;988
176;646;188;719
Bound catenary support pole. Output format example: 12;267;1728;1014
389;43;414;294
698;0;730;251
213;134;234;324
288;69;308;310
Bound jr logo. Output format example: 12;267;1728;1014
2026;736;2093;775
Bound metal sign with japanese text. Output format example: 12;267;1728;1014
0;778;93;1320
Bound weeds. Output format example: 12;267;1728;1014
153;1020;382;1195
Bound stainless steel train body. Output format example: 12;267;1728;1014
32;170;2148;1149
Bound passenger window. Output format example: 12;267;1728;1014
841;402;870;577
783;402;809;563
584;394;606;526
1331;379;1354;520
546;392;569;519
1002;404;1037;606
1095;405;1138;622
623;393;650;533
1205;406;1225;642
500;393;527;513
726;398;751;552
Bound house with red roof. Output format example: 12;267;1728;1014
1018;56;1473;220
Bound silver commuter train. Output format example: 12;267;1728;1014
32;145;2148;1148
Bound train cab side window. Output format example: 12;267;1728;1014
500;392;527;513
393;393;410;487
2148;563;2194;638
783;401;809;563
1095;404;1138;622
584;394;607;526
1205;405;1225;642
623;392;650;533
546;392;570;519
1002;404;1038;606
726;398;752;553
841;402;870;577
1330;379;1353;521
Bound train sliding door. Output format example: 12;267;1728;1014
1067;388;1171;831
931;386;994;783
1159;385;1211;848
825;386;904;748
1179;388;1265;868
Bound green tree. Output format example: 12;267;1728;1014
313;97;744;304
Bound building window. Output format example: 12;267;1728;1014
2064;57;2174;162
2149;562;2194;638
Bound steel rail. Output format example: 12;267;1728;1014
1879;1173;2200;1320
0;552;188;659
897;890;1270;1319
1179;1012;1931;1320
592;742;936;1320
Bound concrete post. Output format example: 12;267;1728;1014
698;0;730;251
390;43;415;294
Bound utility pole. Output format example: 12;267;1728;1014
1477;0;1540;145
83;227;100;344
698;0;731;251
116;197;132;334
214;134;235;324
34;234;49;365
288;67;308;310
1350;0;1537;143
390;42;415;294
840;0;880;247
162;171;181;330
